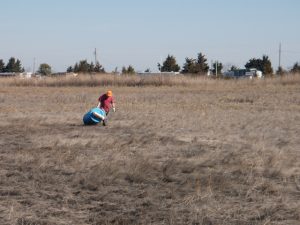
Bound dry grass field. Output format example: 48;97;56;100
0;75;299;225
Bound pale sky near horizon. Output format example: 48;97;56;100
1;0;299;72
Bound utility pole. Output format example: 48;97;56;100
279;42;282;69
33;57;36;75
216;61;218;77
94;48;97;65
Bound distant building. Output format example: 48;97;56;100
50;72;78;77
0;72;34;78
223;68;263;79
66;72;78;77
137;72;180;76
19;72;33;79
51;72;67;76
0;72;18;77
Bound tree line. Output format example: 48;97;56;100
156;53;300;76
1;55;300;76
0;57;24;73
66;60;137;75
67;60;105;74
0;57;53;75
157;54;274;76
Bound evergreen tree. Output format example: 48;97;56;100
291;62;300;73
262;55;273;75
74;63;79;73
121;66;127;74
158;55;180;72
76;60;90;73
127;65;135;74
94;61;105;73
66;66;73;73
88;62;95;73
0;59;5;72
4;57;24;72
195;53;209;74
182;58;197;74
181;53;209;75
122;65;135;75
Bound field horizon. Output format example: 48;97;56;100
0;75;299;225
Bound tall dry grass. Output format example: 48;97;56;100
1;74;194;87
0;73;299;88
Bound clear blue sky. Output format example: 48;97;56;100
1;0;299;72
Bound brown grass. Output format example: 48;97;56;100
1;73;299;88
0;75;299;224
1;74;194;87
